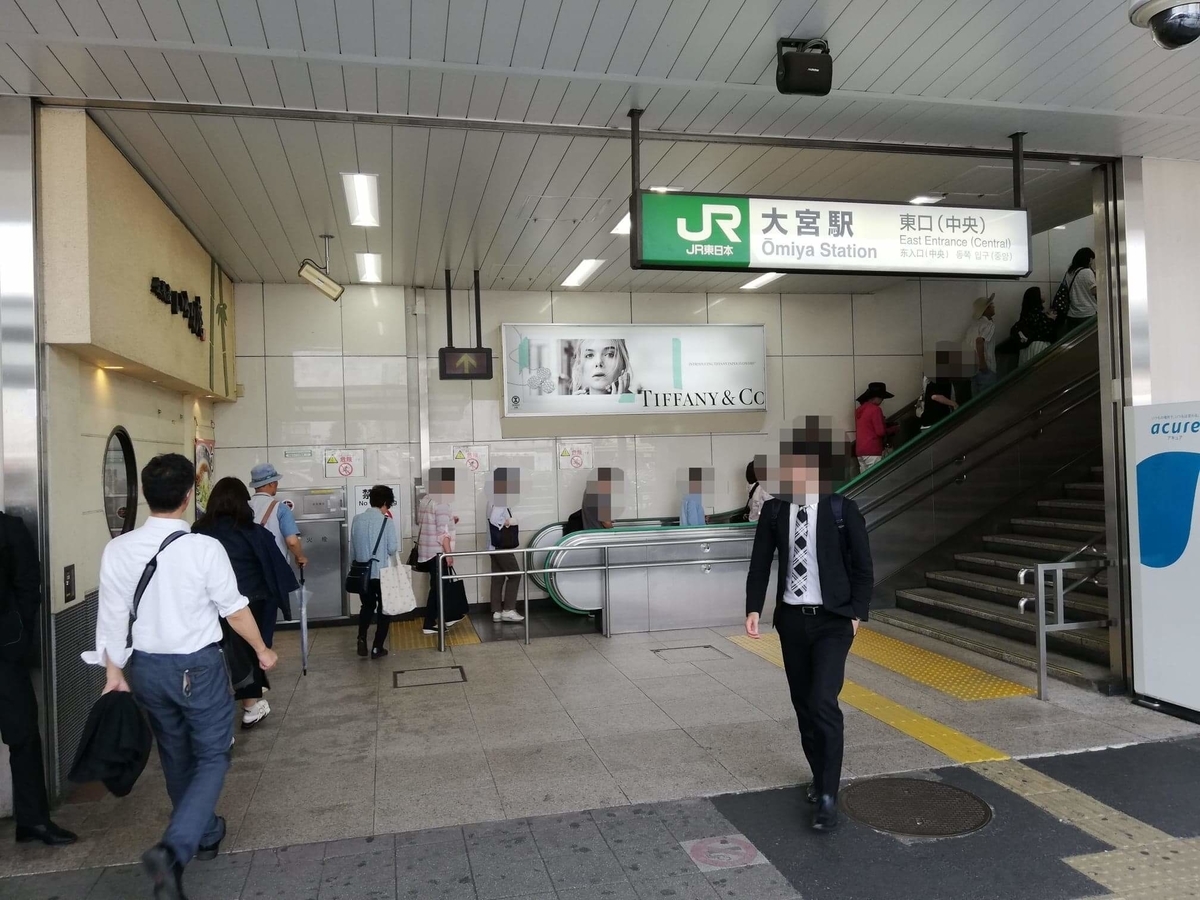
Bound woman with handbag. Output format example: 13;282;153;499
416;467;464;636
193;477;299;729
349;485;399;659
486;467;524;623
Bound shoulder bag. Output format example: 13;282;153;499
488;507;519;550
345;519;387;596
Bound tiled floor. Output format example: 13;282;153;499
3;620;1198;883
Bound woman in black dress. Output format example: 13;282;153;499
194;477;298;730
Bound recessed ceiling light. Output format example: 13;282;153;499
611;213;631;235
341;173;380;227
356;252;382;283
740;272;784;290
649;186;678;193
909;193;946;206
1053;225;1067;230
1068;160;1082;166
561;259;605;287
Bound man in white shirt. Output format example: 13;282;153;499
962;293;997;397
88;454;277;900
745;420;873;833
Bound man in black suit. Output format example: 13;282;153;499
0;510;77;846
745;420;873;831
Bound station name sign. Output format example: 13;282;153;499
149;277;205;340
637;191;1031;278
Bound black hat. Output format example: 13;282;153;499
856;382;895;404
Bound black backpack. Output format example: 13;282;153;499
562;510;585;536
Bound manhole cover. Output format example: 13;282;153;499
840;778;992;837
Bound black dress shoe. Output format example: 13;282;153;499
804;783;819;804
356;637;368;658
370;646;389;660
15;821;78;846
142;843;187;900
812;795;839;832
195;816;225;861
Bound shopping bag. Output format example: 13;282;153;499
440;566;470;622
381;555;417;616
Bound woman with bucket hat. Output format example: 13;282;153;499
854;382;898;472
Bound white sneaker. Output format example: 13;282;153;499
241;700;270;730
445;618;464;629
501;610;524;623
493;612;502;622
422;627;438;635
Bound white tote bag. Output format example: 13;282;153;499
380;554;417;616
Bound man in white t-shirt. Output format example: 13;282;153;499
962;293;997;397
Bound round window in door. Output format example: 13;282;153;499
103;427;137;538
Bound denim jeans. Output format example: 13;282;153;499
128;644;233;865
972;370;998;396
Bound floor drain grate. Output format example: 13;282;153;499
840;777;992;837
653;645;732;663
392;666;466;688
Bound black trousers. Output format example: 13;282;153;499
234;595;271;701
0;659;51;826
357;579;391;651
775;605;855;799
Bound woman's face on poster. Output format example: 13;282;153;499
580;339;621;391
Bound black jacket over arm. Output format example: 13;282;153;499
745;495;873;623
0;512;41;658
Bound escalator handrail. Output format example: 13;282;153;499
854;369;1101;519
865;384;1102;533
841;321;1099;497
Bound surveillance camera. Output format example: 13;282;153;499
298;259;344;302
1130;1;1200;49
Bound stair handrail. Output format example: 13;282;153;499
1016;537;1104;587
1016;558;1113;700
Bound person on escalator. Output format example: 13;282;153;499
679;468;711;526
853;383;897;472
962;294;997;397
1012;286;1057;367
1052;248;1098;336
745;459;773;523
580;468;623;530
918;343;962;430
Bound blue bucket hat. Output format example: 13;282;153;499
249;463;282;490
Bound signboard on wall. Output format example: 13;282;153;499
502;324;767;418
194;438;214;516
325;448;364;478
636;191;1031;278
451;445;490;472
353;483;402;519
1126;401;1200;714
558;443;594;470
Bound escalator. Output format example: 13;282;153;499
527;323;1110;684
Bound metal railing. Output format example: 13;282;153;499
1016;553;1112;700
430;534;755;652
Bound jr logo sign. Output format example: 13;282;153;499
640;193;750;268
677;204;743;243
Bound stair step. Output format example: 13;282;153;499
871;609;1120;694
1011;517;1107;540
1037;498;1107;522
925;570;1108;616
953;553;1109;596
895;587;1111;663
1064;482;1104;499
1090;466;1105;481
983;533;1107;560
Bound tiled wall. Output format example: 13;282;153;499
216;217;1092;602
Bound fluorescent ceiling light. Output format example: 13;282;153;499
102;365;124;370
356;252;382;283
561;259;605;287
1053;225;1067;230
909;193;946;205
611;213;631;235
741;272;784;290
649;186;678;193
341;173;380;227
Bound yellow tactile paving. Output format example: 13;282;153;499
727;633;1009;764
388;616;481;650
849;627;1034;701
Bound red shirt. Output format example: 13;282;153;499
855;402;896;456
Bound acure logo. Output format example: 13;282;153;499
677;204;742;243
